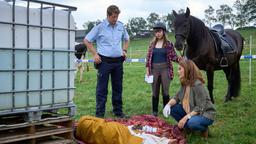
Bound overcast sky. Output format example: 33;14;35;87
34;0;237;29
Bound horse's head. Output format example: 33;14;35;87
172;7;191;52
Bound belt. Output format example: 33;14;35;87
152;62;168;68
99;54;124;63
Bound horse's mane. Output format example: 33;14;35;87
185;15;212;56
188;15;209;42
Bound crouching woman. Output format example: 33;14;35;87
163;59;216;138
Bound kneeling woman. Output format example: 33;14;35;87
163;59;216;137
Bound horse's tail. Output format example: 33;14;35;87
232;34;243;97
232;60;241;97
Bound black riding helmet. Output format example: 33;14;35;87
153;22;166;32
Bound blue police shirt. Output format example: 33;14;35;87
85;19;129;57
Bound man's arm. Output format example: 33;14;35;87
122;40;129;58
122;26;130;57
84;39;101;64
123;40;129;52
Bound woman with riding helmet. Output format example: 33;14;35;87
146;22;181;116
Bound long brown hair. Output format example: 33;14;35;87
179;59;205;86
151;30;168;48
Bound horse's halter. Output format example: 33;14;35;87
175;33;187;40
175;33;187;57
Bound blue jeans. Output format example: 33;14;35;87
96;62;123;117
170;104;213;132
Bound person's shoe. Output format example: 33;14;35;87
95;114;104;118
201;129;209;138
115;113;129;119
152;111;158;117
181;128;192;138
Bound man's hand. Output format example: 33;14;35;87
122;50;127;60
94;54;102;64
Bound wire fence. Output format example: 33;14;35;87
84;35;255;86
84;36;255;61
126;45;256;59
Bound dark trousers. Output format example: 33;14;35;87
151;63;170;114
96;62;123;117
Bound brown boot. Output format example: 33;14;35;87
201;129;209;138
181;128;192;138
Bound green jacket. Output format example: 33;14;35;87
173;80;216;120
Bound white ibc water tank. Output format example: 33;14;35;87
0;1;12;48
0;0;76;114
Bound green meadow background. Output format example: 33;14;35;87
74;28;256;144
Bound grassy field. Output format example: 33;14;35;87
74;28;256;144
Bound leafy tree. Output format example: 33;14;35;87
233;0;248;28
229;13;237;29
125;24;132;37
161;15;167;30
216;4;233;27
127;17;147;36
83;20;101;34
244;0;256;25
146;12;160;30
204;6;217;27
166;13;175;32
178;9;185;14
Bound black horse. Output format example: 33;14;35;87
172;8;244;103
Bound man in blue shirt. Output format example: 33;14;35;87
84;5;129;118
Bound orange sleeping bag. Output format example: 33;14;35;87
76;116;143;144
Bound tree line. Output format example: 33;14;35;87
82;0;256;37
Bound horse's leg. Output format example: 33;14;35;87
223;68;232;102
79;63;84;83
230;62;241;98
206;69;214;103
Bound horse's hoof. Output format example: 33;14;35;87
210;99;215;104
224;97;232;102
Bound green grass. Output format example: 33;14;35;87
74;28;256;143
